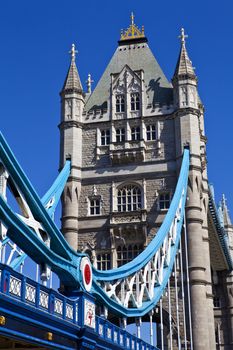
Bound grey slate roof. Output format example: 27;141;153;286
62;59;83;93
85;41;173;112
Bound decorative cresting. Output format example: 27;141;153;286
120;13;145;41
0;132;91;290
92;149;189;317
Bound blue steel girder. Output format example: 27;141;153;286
0;132;190;318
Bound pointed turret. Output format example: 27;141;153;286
61;44;83;94
173;28;196;80
59;44;84;251
221;194;233;228
172;28;198;109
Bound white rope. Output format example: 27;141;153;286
179;242;187;350
183;210;193;350
168;278;173;350
174;257;181;349
160;298;164;350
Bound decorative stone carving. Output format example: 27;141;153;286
65;99;72;119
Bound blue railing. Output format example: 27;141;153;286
0;263;158;350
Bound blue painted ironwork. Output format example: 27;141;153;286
0;131;189;317
0;262;158;350
209;184;233;270
92;149;189;317
4;159;71;271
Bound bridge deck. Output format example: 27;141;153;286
0;263;158;350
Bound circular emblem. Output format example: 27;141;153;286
80;257;92;292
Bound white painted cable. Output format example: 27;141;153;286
175;257;181;349
179;242;187;350
184;210;193;350
168;278;173;350
160;298;164;350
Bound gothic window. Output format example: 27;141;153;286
117;244;143;267
146;125;156;140
116;95;125;113
89;198;100;215
101;129;110;145
159;193;170;210
131;127;140;141
116;128;125;143
131;93;140;111
117;185;142;212
97;253;111;270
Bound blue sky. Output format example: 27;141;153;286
1;0;233;216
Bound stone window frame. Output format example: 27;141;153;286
117;243;143;267
131;126;141;141
117;184;142;212
158;192;171;211
146;124;157;141
116;128;125;143
130;93;140;111
100;129;110;146
116;94;125;113
88;196;102;216
96;252;111;270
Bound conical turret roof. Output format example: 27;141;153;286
173;28;196;80
62;44;83;93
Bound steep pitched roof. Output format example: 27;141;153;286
173;28;196;79
85;42;173;112
62;44;83;93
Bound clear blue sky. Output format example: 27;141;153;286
1;0;233;216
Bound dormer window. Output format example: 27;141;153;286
101;130;110;145
116;95;125;113
116;128;125;143
131;93;140;111
131;127;140;141
146;125;156;141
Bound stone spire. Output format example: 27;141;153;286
173;28;196;80
62;43;83;93
221;194;233;227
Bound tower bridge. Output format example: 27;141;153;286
0;14;232;350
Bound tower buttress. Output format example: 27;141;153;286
173;29;216;350
59;44;84;251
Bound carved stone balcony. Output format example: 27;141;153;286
109;140;145;164
110;209;147;226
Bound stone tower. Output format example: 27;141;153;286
59;15;233;350
59;44;84;249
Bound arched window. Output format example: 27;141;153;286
117;185;142;212
117;244;143;267
116;95;125;112
131;93;140;111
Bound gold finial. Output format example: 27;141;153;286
46;332;53;341
179;28;188;45
120;13;145;41
69;43;78;61
0;316;6;326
